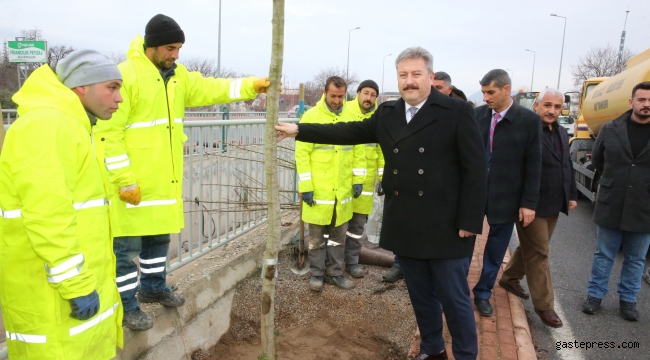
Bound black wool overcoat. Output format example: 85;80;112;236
296;88;487;259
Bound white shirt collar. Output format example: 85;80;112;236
492;98;513;120
405;99;427;122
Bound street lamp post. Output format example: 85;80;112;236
217;0;222;76
551;14;567;89
382;53;392;97
525;49;536;91
346;27;361;86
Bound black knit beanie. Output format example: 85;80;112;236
357;79;379;95
144;14;185;48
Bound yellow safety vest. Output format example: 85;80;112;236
0;65;122;360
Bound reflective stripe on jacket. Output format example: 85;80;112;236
295;98;364;226
347;98;384;214
0;65;122;359
93;35;258;236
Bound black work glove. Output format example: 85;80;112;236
353;184;363;198
69;290;100;320
301;191;315;206
377;181;384;196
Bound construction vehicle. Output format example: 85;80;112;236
570;48;650;201
513;91;571;115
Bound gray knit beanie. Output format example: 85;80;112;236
56;49;122;88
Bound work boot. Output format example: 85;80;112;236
309;276;324;291
619;300;639;321
581;295;602;315
345;264;366;278
382;265;404;283
123;308;154;331
325;275;355;290
138;290;185;307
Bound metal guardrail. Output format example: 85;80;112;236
169;118;299;272
2;109;16;125
0;118;299;358
184;111;291;119
1;110;296;124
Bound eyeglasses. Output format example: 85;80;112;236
362;90;378;98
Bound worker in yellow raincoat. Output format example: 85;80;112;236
295;76;365;292
0;50;124;360
343;80;385;278
93;14;276;330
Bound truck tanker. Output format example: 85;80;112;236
570;49;650;201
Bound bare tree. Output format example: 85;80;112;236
312;66;359;91
260;0;284;359
108;52;126;65
304;80;323;106
183;57;236;78
48;44;76;69
570;44;635;86
20;28;43;41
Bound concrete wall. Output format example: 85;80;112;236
118;216;299;360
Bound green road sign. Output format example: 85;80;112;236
8;41;48;63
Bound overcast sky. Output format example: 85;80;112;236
1;0;648;101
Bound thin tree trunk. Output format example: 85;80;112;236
260;0;284;358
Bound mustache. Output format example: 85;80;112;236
640;107;650;111
403;84;419;90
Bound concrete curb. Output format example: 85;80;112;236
118;214;300;360
508;291;537;360
505;245;537;360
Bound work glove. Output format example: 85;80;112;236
253;77;282;94
353;184;363;198
301;192;315;207
377;181;384;196
69;290;100;321
118;184;141;206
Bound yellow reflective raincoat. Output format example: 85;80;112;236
93;36;259;236
295;98;365;226
346;99;385;214
0;65;122;360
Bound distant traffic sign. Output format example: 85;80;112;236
8;41;48;63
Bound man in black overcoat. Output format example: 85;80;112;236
471;70;542;317
276;46;487;360
499;89;577;328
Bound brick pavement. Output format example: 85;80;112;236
437;220;536;360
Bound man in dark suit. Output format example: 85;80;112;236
582;82;650;322
276;46;487;360
472;69;542;317
499;89;577;328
